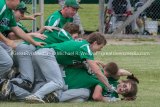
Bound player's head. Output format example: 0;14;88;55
6;0;20;10
85;32;107;53
104;62;119;77
62;0;81;18
14;1;29;21
63;22;80;39
117;79;138;101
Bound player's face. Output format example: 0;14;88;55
14;10;24;22
117;82;131;94
90;41;105;53
72;33;79;39
7;0;20;9
66;7;78;18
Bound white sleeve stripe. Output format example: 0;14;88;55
58;29;70;39
52;19;60;27
0;5;6;16
80;44;92;55
48;16;60;27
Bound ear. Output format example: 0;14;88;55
92;41;97;45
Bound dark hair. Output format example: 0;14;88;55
104;62;119;75
63;23;79;35
121;79;138;101
85;32;107;45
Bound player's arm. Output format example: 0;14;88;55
37;26;60;34
117;69;132;76
86;60;114;91
27;32;47;40
11;26;45;47
21;13;42;20
92;85;104;101
93;85;120;102
0;33;16;48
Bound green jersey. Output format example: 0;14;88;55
44;40;94;66
45;10;73;28
82;65;118;97
24;28;73;48
64;67;106;93
104;77;119;98
64;67;119;98
2;22;29;36
0;0;17;33
0;0;6;20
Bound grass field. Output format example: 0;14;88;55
12;4;160;107
1;44;160;107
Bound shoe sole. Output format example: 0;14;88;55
25;97;45;104
1;80;10;97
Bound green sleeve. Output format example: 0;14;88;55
79;44;94;60
8;11;17;27
45;14;60;27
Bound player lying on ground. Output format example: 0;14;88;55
43;62;139;103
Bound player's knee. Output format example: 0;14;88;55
2;56;13;72
58;81;64;89
50;80;64;89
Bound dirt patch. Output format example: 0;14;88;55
104;34;160;45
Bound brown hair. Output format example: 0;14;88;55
104;62;119;75
121;79;138;101
85;32;107;45
63;22;80;35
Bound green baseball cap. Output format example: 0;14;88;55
16;1;30;14
64;0;82;9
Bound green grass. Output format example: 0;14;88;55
2;44;160;107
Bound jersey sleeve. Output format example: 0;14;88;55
58;29;73;41
45;14;60;27
79;44;94;60
9;11;17;27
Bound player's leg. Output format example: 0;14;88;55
25;48;64;103
59;88;90;102
11;43;36;91
1;79;31;101
0;45;13;78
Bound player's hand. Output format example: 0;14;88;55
110;86;117;93
29;13;42;20
127;74;139;84
44;26;60;32
33;13;42;18
6;39;16;49
95;60;105;67
34;41;46;47
33;33;47;40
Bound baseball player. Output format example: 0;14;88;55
51;63;139;102
11;22;80;91
58;0;84;34
45;0;81;28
